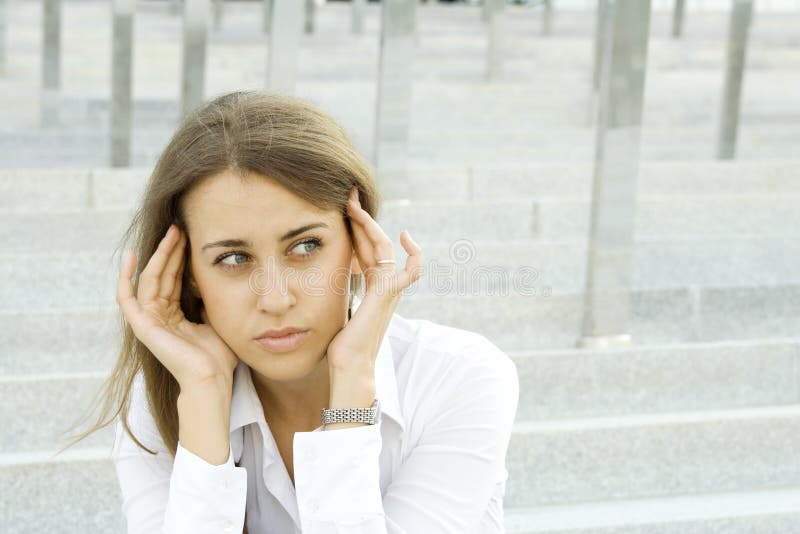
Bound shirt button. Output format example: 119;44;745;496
304;446;317;462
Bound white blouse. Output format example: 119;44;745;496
112;305;520;533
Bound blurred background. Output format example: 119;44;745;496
2;0;800;532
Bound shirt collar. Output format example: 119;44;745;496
229;303;405;435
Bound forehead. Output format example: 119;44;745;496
182;170;339;234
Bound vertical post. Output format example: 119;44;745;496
717;0;753;160
579;0;652;349
212;0;223;31
41;0;61;126
170;0;181;16
181;0;209;118
588;0;608;126
481;0;490;23
111;0;135;167
486;0;505;82
0;0;6;76
541;0;553;36
352;0;365;34
267;0;302;93
672;0;685;37
304;0;314;34
263;0;273;33
374;0;415;196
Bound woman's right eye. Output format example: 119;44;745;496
215;252;250;270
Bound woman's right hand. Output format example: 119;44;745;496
116;223;240;390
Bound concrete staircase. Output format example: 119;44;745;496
2;1;799;532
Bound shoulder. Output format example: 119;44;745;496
387;312;519;393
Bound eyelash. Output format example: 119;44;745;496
212;237;323;270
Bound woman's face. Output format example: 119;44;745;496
182;169;357;381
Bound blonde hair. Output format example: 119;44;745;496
59;91;380;477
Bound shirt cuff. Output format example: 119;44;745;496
163;442;248;534
293;421;385;526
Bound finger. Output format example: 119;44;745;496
347;189;376;270
169;241;187;303
397;230;424;289
347;190;394;265
159;228;186;300
138;224;179;303
116;250;144;330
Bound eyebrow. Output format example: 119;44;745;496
201;222;330;252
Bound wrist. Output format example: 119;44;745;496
176;382;232;465
328;371;375;409
325;370;376;431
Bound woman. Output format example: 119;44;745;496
72;91;518;533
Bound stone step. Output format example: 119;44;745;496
3;404;799;513
4;160;799;211
3;126;798;168
4;451;800;534
504;404;800;507
511;339;799;422
0;372;114;454
8;77;800;129
0;449;125;534
3;136;799;170
394;289;800;351
3;237;800;305
6;194;800;250
2;281;799;369
3;339;796;450
503;487;800;533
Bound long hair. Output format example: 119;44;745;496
58;91;382;528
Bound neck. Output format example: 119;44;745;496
251;355;331;432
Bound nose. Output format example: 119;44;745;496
249;259;297;314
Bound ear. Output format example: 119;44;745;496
187;275;202;298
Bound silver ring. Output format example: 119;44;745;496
376;259;396;264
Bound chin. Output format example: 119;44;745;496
246;348;327;380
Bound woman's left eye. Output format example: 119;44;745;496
291;238;322;258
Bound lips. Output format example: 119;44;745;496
255;326;307;339
254;329;310;353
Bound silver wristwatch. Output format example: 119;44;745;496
321;399;381;426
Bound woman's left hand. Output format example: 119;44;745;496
326;186;423;375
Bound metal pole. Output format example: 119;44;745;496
267;0;302;93
374;0;415;196
672;0;686;37
181;0;209;118
111;0;135;167
486;0;505;82
579;0;652;349
352;0;365;34
717;0;753;160
304;0;314;34
588;0;608;126
0;0;6;76
41;0;61;126
212;0;222;31
541;0;553;36
263;0;273;33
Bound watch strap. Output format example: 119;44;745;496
321;398;379;426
